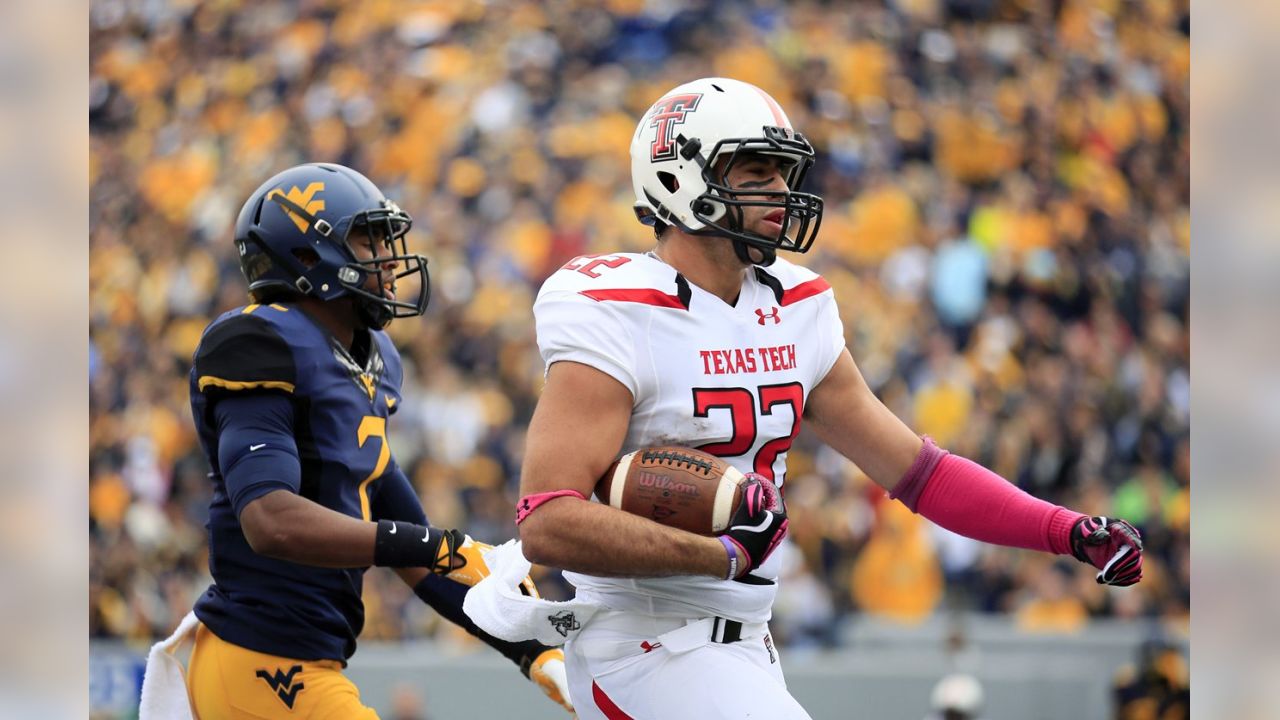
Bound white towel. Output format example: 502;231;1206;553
139;611;200;720
463;540;601;646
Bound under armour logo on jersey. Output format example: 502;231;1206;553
256;665;306;709
755;307;781;325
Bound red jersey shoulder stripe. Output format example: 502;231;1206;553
780;277;831;306
579;288;687;309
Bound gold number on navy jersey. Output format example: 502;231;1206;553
356;415;391;521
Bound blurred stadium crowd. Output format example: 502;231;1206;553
89;0;1189;669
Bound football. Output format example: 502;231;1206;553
595;446;746;535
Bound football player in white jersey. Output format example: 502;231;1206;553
516;78;1144;719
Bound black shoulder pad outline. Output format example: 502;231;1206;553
195;311;297;395
753;267;785;305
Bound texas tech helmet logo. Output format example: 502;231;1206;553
648;93;702;162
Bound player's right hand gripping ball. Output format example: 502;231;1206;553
722;473;788;580
1070;516;1144;586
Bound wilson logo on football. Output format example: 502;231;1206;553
636;471;701;497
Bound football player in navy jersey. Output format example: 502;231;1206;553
184;163;570;718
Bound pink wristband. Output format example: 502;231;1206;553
515;489;587;525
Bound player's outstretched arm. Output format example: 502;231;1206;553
806;350;1143;586
368;466;574;713
370;464;539;591
518;360;733;579
219;392;467;572
239;489;474;573
394;568;573;713
240;489;379;567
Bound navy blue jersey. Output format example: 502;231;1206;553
188;302;423;662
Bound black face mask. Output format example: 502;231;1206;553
336;212;431;330
687;129;824;265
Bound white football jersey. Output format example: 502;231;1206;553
534;251;846;623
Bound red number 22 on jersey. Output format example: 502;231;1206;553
692;383;803;486
561;254;632;278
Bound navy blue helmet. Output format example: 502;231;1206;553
233;163;430;329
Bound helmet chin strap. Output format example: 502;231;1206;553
687;195;780;268
354;296;393;330
731;237;777;267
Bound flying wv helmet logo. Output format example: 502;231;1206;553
256;665;306;709
649;93;702;162
267;182;326;233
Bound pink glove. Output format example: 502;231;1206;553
1069;516;1144;586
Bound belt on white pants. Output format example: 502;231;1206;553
576;611;768;657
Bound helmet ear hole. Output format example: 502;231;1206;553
695;198;726;221
657;172;680;193
291;248;320;269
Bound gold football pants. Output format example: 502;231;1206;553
186;624;379;719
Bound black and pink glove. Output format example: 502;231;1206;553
1069;516;1144;586
720;473;788;580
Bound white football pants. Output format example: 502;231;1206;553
563;610;813;719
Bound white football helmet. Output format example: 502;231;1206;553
630;77;823;265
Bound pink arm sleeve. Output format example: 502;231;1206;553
890;439;1082;555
